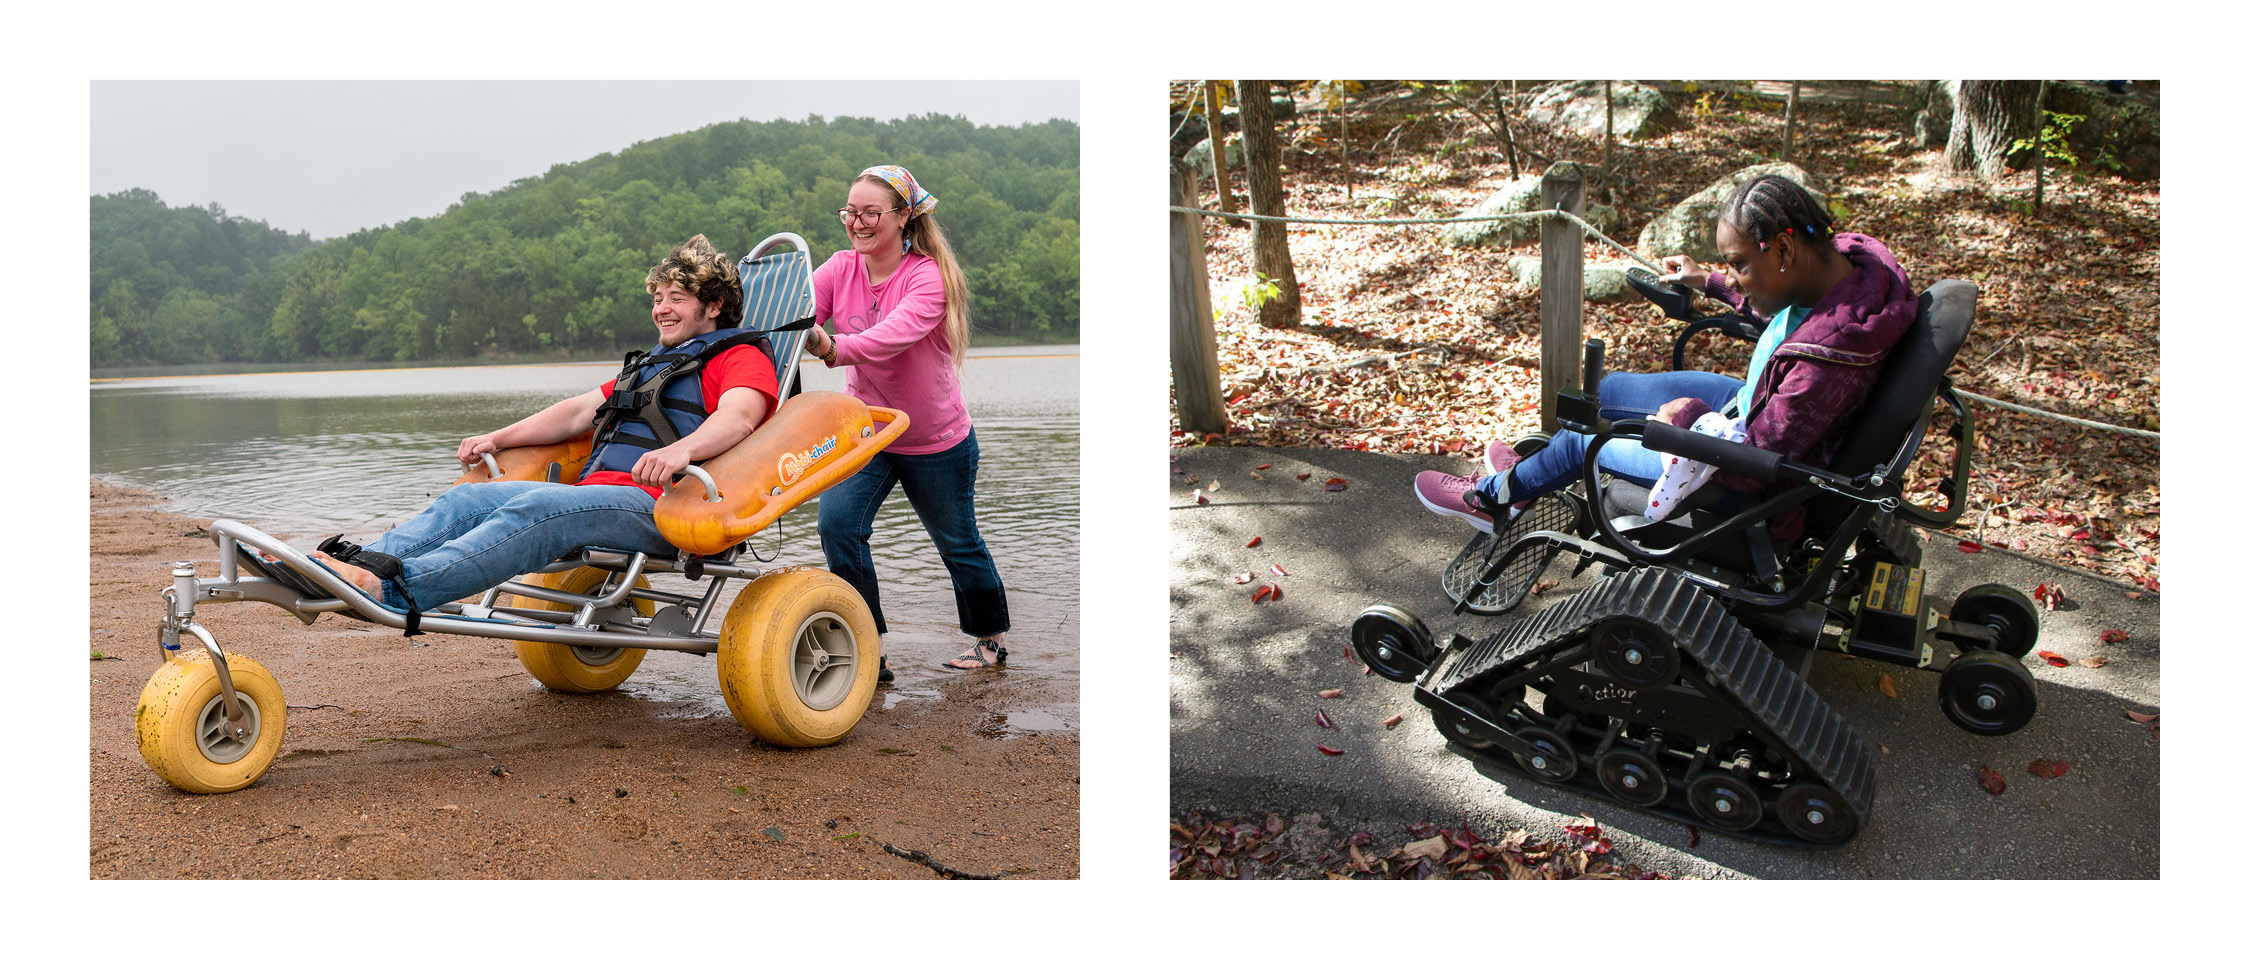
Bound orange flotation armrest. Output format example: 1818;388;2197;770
653;390;910;556
451;433;596;487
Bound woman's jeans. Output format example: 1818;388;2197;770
817;428;1009;638
1484;370;1746;499
361;481;669;610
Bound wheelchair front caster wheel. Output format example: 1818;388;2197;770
1939;649;2038;736
1352;605;1435;683
1950;583;2040;658
136;652;287;794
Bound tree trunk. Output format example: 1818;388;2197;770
1944;80;2042;179
1236;80;1302;329
1203;80;1240;221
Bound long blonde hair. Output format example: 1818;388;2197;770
861;173;971;371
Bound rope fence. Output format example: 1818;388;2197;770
1173;203;2159;441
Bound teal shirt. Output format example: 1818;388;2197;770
1733;305;1806;417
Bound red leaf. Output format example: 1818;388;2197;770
1687;825;1700;848
1255;463;1272;470
1314;708;1333;729
2124;710;2159;725
1270;564;1289;576
1957;540;1985;553
2100;629;2128;643
1194;490;1209;505
2028;758;2070;779
1295;472;1313;482
1381;713;1404;729
1323;477;1349;492
1317;688;1343;699
2036;650;2069;667
1316;745;1344;756
1232;572;1256;584
1252;584;1281;604
1976;766;2007;795
1246;536;1262;548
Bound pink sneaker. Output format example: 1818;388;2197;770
1481;440;1524;479
1415;471;1497;533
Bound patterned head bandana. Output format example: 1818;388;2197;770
861;165;937;218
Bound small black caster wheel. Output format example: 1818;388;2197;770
1592;618;1679;690
1939;649;2038;736
1352;605;1435;683
1595;749;1668;807
1776;784;1860;844
1686;773;1764;832
1951;583;2040;658
1513;726;1578;782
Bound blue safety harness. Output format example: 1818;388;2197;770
583;327;772;479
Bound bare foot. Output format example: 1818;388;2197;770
310;551;383;596
942;638;1008;671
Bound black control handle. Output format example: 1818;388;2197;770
1583;339;1605;396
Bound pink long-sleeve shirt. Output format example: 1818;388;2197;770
811;250;971;455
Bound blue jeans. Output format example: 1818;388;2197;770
1485;370;1746;499
817;429;1008;637
360;481;670;610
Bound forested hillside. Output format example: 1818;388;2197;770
91;114;1079;368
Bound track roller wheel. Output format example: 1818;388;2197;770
1513;726;1578;782
1950;584;2040;658
1353;605;1436;683
505;566;654;692
716;567;880;747
1776;783;1860;844
1434;692;1503;752
136;651;287;794
1687;772;1764;832
1595;748;1669;806
1591;618;1680;690
1939;649;2038;736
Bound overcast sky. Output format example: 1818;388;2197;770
91;80;1079;240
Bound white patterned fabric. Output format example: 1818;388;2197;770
1645;412;1748;522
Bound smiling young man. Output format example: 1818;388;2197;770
309;235;778;618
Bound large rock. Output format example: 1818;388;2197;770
1636;163;1825;262
1184;137;1244;181
1442;172;1620;248
1505;257;1639;303
1520;80;1680;139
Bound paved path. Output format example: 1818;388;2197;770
1168;446;2160;879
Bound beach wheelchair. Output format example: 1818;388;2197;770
1352;271;2042;845
137;233;909;794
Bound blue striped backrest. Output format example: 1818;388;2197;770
737;246;815;405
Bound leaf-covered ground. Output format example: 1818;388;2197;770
1170;810;1675;880
1170;81;2159;589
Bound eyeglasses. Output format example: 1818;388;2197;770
837;206;904;225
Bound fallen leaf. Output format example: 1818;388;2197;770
1687;825;1700;848
1317;688;1343;699
1252;584;1281;604
1256;463;1272;470
1208;480;1221;492
2028;758;2070;779
2082;655;2109;668
1295;472;1313;482
1877;673;1898;698
2036;650;2069;667
1976;766;2006;795
1232;572;1255;584
1194;490;1208;505
1314;708;1333;729
1246;536;1262;548
1270;563;1289;576
2124;710;2159;725
1316;745;1344;756
1323;477;1349;492
2100;629;2128;643
1957;540;1985;553
1399;836;1448;861
1381;713;1404;729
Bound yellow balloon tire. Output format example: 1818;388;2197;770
505;566;655;693
136;651;287;794
717;567;879;747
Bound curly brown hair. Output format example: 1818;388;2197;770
645;234;743;328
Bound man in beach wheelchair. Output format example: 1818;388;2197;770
139;233;911;794
1354;268;2043;847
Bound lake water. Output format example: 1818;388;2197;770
89;346;1080;729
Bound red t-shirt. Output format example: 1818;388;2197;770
580;344;779;498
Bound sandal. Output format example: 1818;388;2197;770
942;638;1008;671
878;656;895;684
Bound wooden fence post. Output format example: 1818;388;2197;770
1539;162;1586;432
1171;161;1227;435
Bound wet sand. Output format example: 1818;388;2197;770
88;480;1078;879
